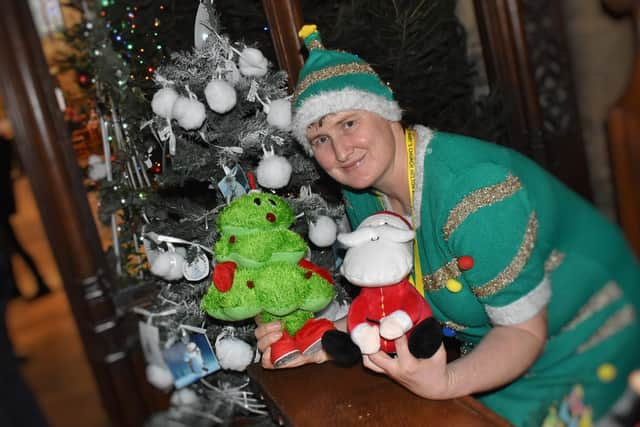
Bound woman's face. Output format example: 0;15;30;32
306;110;398;190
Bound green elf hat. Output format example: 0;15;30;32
291;24;402;155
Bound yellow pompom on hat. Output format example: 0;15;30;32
291;24;402;155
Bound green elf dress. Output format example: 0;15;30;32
342;126;640;427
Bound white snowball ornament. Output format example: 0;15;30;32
256;146;292;189
204;79;237;114
266;99;292;130
170;388;198;406
238;47;268;77
150;251;173;277
87;154;107;181
151;87;179;119
164;251;186;281
145;364;173;390
171;96;206;130
170;97;189;122
309;215;338;247
215;335;254;371
150;250;185;281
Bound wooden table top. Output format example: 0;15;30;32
247;362;511;427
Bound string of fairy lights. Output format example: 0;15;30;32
99;1;168;83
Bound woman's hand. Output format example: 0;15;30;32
363;309;547;400
363;335;452;399
255;318;331;369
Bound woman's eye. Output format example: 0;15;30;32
343;120;355;129
311;136;329;146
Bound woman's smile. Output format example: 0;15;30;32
340;154;366;172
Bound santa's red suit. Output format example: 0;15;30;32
347;278;433;353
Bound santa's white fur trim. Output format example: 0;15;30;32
292;88;402;155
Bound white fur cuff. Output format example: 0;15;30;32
485;277;551;325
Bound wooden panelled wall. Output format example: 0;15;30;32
604;0;640;256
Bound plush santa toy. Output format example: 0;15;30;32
322;211;443;367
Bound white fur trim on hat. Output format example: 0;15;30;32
292;88;402;155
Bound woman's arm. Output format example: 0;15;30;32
363;308;547;399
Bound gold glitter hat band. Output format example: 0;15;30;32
292;62;378;104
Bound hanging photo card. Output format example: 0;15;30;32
218;164;249;203
162;327;220;389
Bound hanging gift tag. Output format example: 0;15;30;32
139;322;169;369
246;80;259;102
182;251;210;281
168;132;176;156
144;145;154;168
270;135;285;146
158;124;172;141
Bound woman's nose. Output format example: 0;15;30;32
332;135;354;162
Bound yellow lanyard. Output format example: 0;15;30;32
405;128;425;296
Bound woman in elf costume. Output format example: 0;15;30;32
256;25;640;427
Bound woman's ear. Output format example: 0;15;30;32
390;120;405;144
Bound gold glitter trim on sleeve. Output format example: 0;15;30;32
472;211;538;298
577;304;635;353
423;259;461;292
443;173;523;241
561;281;622;332
293;62;378;103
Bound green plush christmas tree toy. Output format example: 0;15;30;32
201;192;336;366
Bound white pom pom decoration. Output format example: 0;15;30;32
164;252;186;281
204;79;237;114
88;163;107;181
215;335;254;371
238;47;268;77
87;155;108;181
170;97;189;121
256;148;292;189
88;154;102;165
171;96;206;130
150;252;173;277
309;215;338;247
151;87;179;119
266;99;292;130
145;364;174;390
150;251;185;281
170;388;198;406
